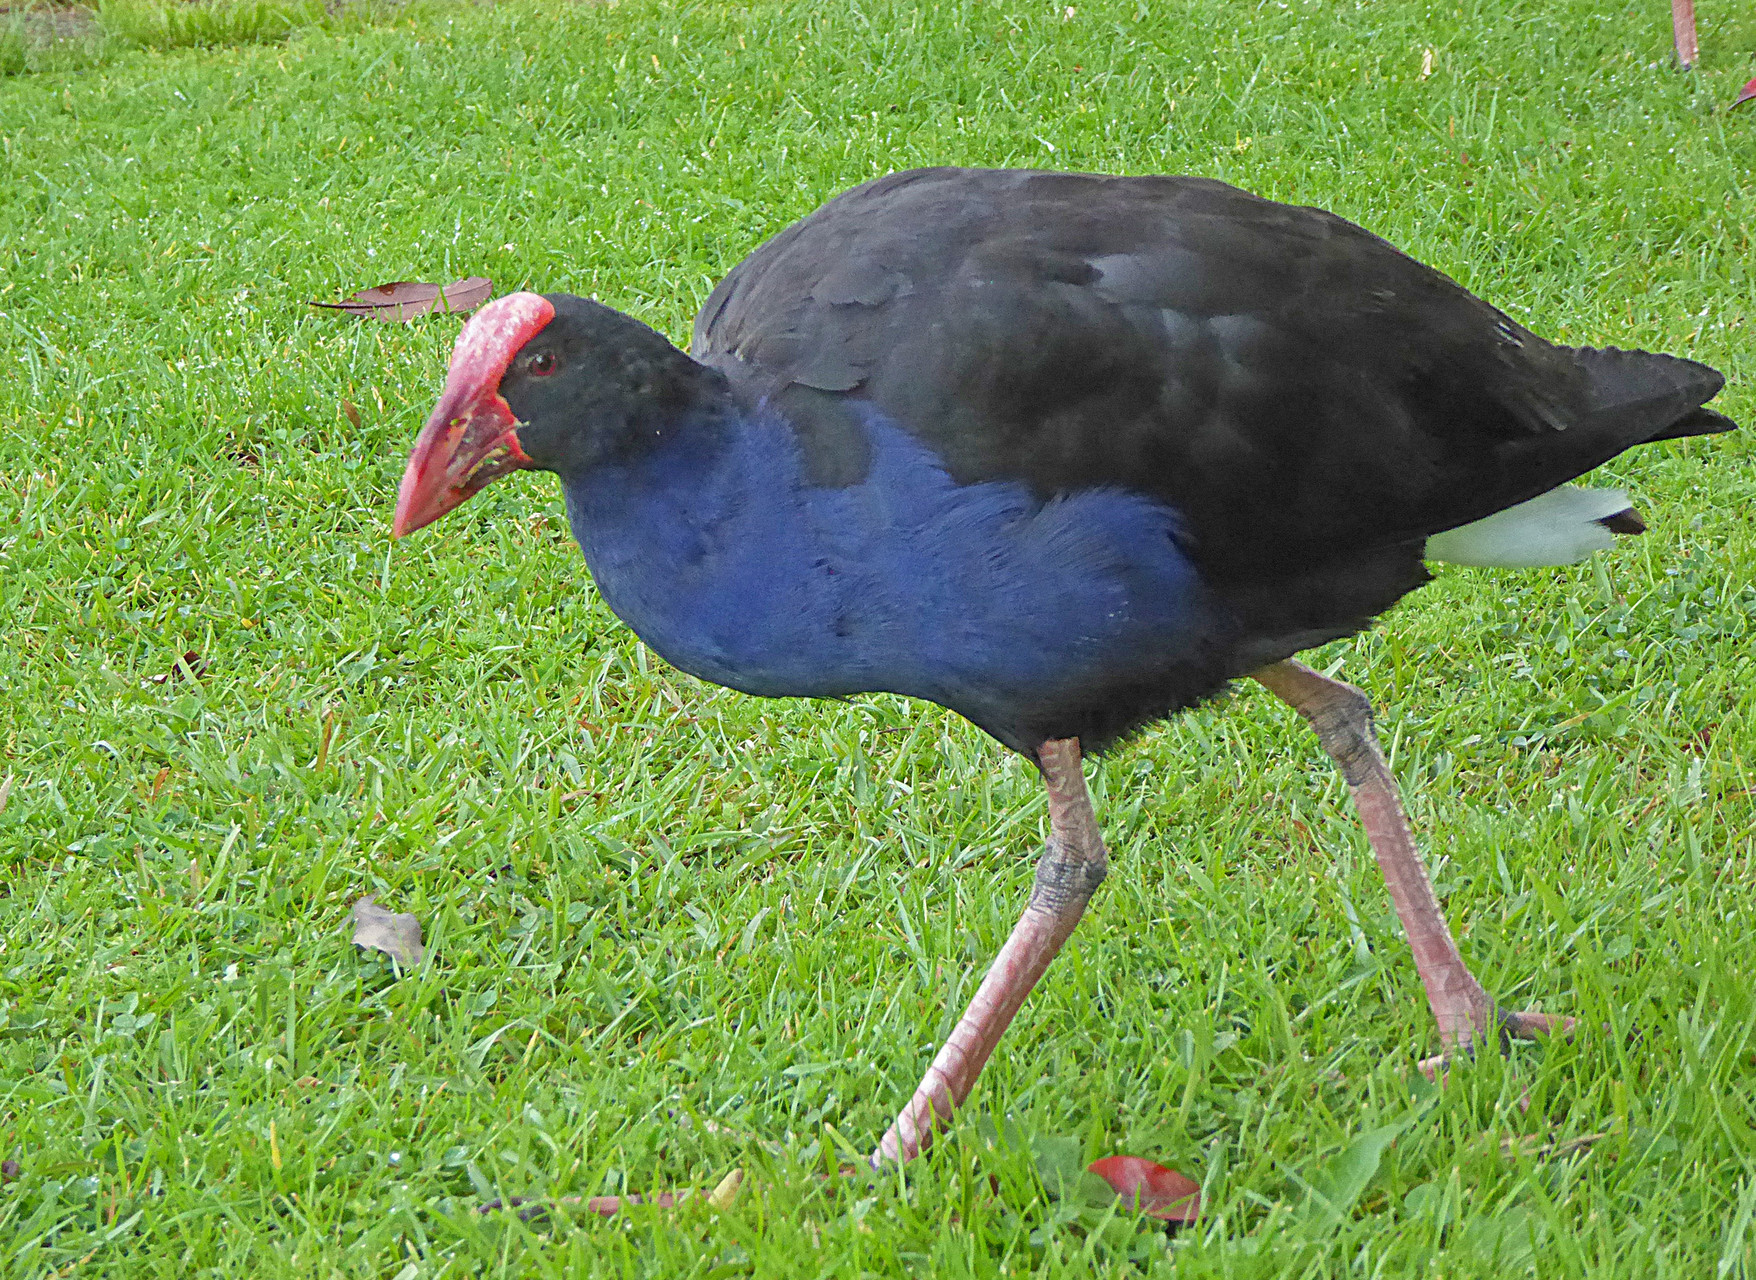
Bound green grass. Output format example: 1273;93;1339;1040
0;5;100;77
2;0;1755;1273
95;0;329;53
1;0;411;76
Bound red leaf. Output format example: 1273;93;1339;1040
1086;1155;1202;1222
310;276;493;322
1734;77;1756;110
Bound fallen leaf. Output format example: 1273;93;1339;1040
341;399;362;429
706;1167;744;1211
146;651;207;686
350;895;424;967
224;434;261;470
314;706;337;773
1;1159;18;1182
1085;1155;1201;1223
310;277;493;323
0;774;11;815
1735;77;1756;109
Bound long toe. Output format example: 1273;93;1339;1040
1499;1009;1576;1042
1418;1008;1577;1080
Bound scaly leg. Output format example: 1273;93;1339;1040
1253;660;1572;1069
873;736;1108;1165
1671;0;1697;70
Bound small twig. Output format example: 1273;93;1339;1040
1500;1130;1611;1161
43;1247;101;1280
483;1111;890;1222
314;705;337;772
483;1190;687;1222
483;1168;744;1222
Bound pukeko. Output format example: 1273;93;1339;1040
393;168;1736;1166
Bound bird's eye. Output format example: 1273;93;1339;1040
528;352;557;376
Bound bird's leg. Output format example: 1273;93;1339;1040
1252;660;1572;1066
1671;0;1697;69
872;736;1107;1166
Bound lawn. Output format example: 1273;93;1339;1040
2;0;1755;1273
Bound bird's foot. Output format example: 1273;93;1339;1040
1417;1006;1576;1081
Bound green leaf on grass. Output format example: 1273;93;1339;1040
1030;1133;1086;1194
1300;1123;1402;1222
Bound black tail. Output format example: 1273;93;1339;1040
1451;345;1738;537
1656;405;1740;441
1571;346;1736;442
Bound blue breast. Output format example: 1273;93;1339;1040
561;405;1217;747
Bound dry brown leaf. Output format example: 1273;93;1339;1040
224;434;261;470
314;706;337;773
146;651;206;686
350;895;424;967
341;399;362;429
310;277;493;323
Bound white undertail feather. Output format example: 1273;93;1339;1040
1424;485;1632;568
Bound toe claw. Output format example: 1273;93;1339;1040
1498;1010;1575;1043
1421;1008;1575;1080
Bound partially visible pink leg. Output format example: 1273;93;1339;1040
1253;661;1572;1069
873;737;1107;1166
1672;0;1697;69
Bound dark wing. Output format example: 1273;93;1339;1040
694;167;1726;585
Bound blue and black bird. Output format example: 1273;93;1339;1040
394;168;1736;1165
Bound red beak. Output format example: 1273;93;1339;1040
392;292;557;538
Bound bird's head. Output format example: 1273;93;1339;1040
393;290;718;537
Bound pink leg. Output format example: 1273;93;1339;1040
1672;0;1697;69
873;737;1107;1166
1253;661;1572;1067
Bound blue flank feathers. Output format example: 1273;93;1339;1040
562;405;1215;741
